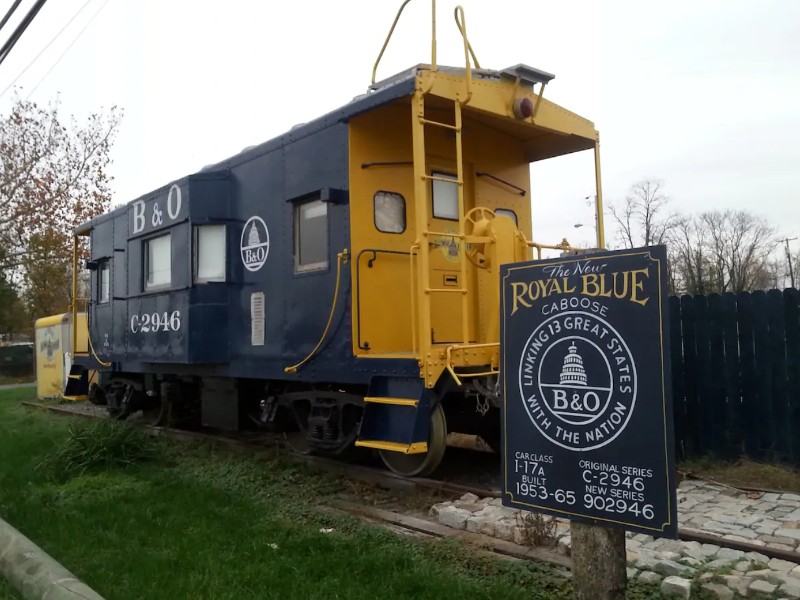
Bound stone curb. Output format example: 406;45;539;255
0;516;104;600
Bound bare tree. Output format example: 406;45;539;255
667;216;713;295
700;210;777;293
609;179;677;249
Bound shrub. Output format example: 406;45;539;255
41;420;159;476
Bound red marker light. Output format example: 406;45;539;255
513;98;534;120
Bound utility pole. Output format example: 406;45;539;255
785;237;798;288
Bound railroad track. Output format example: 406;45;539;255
21;400;800;567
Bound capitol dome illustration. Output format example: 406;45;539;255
559;342;587;386
248;222;261;246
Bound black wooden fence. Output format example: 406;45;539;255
669;289;800;464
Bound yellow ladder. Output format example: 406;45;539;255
410;89;471;360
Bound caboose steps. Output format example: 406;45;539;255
354;440;428;454
63;365;88;401
356;401;429;449
355;376;442;474
363;396;419;407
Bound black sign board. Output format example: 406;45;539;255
501;245;676;537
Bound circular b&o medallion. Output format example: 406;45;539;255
240;216;270;272
517;311;637;451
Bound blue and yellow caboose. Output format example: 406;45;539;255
66;3;604;475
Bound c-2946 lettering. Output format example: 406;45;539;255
130;310;182;333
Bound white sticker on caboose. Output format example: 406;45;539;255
250;292;265;346
241;216;270;272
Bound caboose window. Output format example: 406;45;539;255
145;233;171;290
495;208;518;225
431;172;459;220
99;262;110;303
374;191;406;233
195;225;226;282
295;199;328;272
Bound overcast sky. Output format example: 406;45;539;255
0;0;798;253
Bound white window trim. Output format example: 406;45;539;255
194;224;227;283
431;171;459;221
294;199;329;273
374;191;406;234
144;233;172;291
99;262;110;304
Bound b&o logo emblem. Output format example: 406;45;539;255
517;311;637;451
40;328;60;363
240;216;270;272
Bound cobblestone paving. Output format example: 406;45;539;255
430;480;800;599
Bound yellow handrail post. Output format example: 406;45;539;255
284;249;349;373
454;101;468;344
71;235;78;354
372;0;442;85
411;91;432;381
372;0;414;85
453;6;480;70
594;136;606;249
453;5;479;104
431;0;437;72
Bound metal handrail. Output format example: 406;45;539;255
453;5;477;104
528;238;575;259
372;0;439;86
453;6;480;69
445;342;500;386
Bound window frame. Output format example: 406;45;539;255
495;208;518;225
98;261;110;304
373;190;407;234
143;232;172;291
194;224;227;283
431;171;460;221
294;198;329;274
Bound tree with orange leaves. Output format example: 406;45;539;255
0;96;122;324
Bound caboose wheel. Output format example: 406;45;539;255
284;399;313;454
379;404;447;477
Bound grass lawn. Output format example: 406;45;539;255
0;578;20;600
0;387;673;599
0;375;33;386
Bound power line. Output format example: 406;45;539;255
0;0;49;68
26;0;111;100
0;0;23;34
0;0;94;100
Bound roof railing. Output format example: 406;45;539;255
372;1;479;93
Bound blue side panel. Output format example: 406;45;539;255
85;91;422;384
112;212;128;358
227;146;285;363
90;218;113;357
284;125;348;200
126;292;189;362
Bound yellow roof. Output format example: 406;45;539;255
34;313;70;328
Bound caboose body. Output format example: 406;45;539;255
66;11;602;475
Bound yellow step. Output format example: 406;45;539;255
364;396;418;407
63;395;88;402
355;440;428;454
